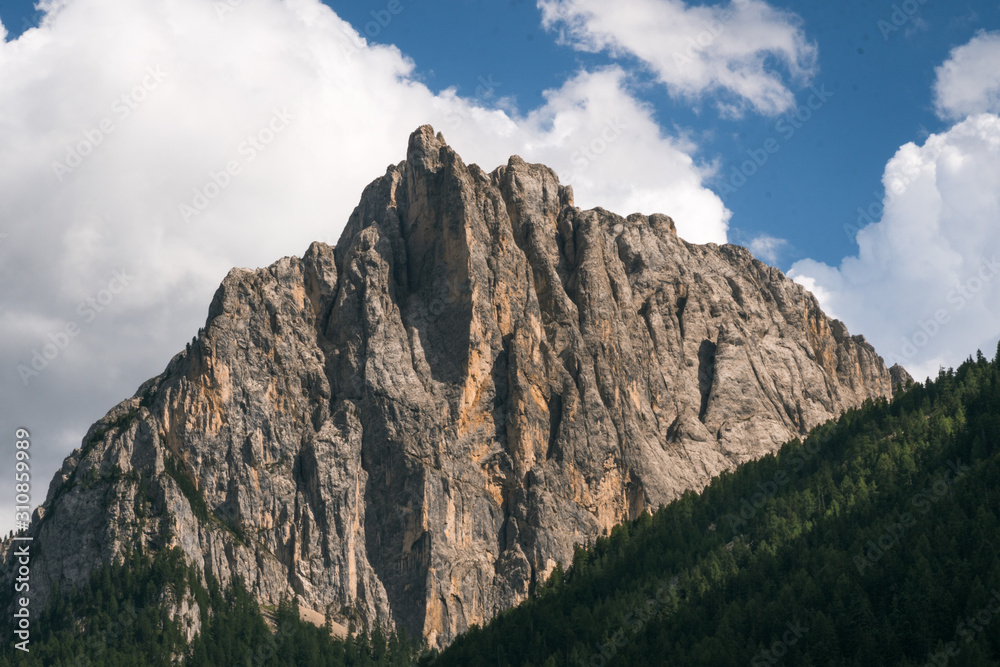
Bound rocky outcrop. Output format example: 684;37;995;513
890;363;914;389
1;126;900;648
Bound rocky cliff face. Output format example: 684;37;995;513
2;126;902;648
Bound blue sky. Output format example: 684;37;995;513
319;0;998;268
0;0;999;538
1;0;995;267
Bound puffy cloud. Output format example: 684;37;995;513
790;34;1000;382
538;0;817;116
442;66;731;244
789;113;1000;381
0;0;729;535
934;30;1000;120
525;67;731;244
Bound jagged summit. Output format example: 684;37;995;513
3;126;899;648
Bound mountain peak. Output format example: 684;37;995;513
407;124;449;166
3;127;898;649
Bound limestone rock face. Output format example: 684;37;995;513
1;126;899;648
890;363;915;388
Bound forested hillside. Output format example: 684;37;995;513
433;347;1000;666
5;347;1000;666
0;545;422;666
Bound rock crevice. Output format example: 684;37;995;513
3;125;901;649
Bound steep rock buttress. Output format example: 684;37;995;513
2;126;900;648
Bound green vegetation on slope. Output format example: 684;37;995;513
7;347;1000;666
433;346;1000;666
0;545;422;666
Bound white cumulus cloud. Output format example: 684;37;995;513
789;113;1000;381
934;30;1000;120
538;0;817;116
0;0;730;536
